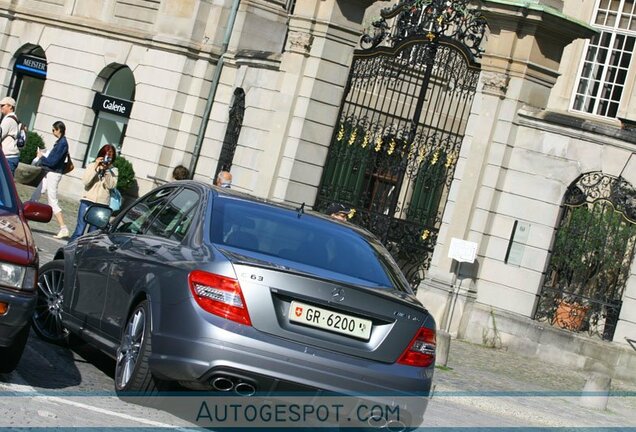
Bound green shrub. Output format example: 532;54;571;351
113;155;136;192
19;131;46;164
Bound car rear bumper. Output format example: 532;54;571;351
149;312;431;426
0;288;35;347
151;330;432;394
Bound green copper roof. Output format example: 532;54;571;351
482;0;597;32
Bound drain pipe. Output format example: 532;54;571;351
189;0;241;179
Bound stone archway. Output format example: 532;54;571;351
534;172;636;340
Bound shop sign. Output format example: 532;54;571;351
15;55;47;77
92;93;133;118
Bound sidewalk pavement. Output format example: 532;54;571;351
17;182;636;427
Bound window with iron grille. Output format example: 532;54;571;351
572;0;636;118
214;88;245;178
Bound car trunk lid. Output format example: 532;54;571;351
230;260;431;364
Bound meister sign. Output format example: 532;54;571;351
15;55;47;78
92;93;133;118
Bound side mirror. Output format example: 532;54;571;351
84;205;113;229
23;201;53;223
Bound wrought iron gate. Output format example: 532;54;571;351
534;172;636;340
315;0;486;286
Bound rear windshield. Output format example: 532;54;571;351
209;198;402;289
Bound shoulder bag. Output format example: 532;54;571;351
63;154;74;174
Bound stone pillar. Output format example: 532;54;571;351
253;0;374;204
418;1;595;334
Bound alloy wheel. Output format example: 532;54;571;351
32;260;70;344
115;307;146;389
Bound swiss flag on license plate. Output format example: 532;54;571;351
294;306;303;317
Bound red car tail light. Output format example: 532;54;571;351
188;270;252;326
397;327;436;367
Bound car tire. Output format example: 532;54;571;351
0;325;30;373
114;300;160;397
32;260;70;344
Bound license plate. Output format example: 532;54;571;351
289;301;372;340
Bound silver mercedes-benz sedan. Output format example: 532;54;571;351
33;181;436;429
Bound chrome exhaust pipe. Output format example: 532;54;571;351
366;412;388;429
386;419;407;432
211;376;234;392
234;382;256;396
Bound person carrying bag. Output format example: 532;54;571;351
69;144;118;242
30;121;71;238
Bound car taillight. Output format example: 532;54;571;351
188;270;252;326
397;327;436;367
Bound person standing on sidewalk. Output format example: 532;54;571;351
68;144;118;242
172;164;189;180
31;121;70;239
214;170;232;188
0;97;21;176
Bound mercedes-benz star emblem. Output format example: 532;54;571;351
331;287;345;302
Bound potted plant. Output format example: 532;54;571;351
111;155;136;213
548;203;636;332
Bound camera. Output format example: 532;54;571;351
103;156;112;165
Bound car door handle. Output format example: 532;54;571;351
144;246;160;255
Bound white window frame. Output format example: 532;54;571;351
571;0;636;118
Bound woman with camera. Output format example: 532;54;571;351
69;144;118;242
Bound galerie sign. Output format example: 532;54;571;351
92;93;133;118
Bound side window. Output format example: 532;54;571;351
114;188;175;234
146;188;199;241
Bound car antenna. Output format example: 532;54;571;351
296;202;305;218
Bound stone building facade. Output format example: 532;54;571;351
1;0;635;377
418;0;636;378
1;0;363;204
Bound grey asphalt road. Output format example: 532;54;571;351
1;184;634;429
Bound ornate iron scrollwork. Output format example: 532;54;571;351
317;0;483;287
535;172;636;341
361;0;487;57
564;172;636;223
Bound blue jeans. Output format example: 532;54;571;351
6;156;19;177
69;200;99;242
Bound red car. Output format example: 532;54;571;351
0;153;52;373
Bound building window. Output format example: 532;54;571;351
214;88;245;178
10;46;47;130
86;66;135;165
572;0;636;118
286;0;296;14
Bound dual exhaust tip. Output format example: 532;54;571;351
211;376;406;432
368;416;407;432
210;375;257;396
